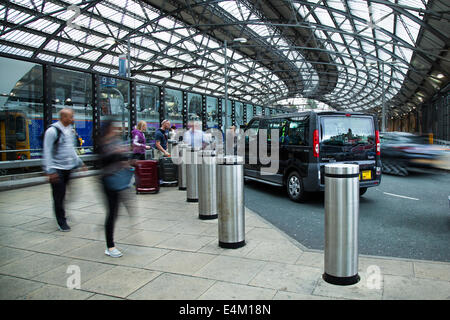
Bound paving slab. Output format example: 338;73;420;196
194;255;267;285
0;275;45;300
245;240;303;264
382;275;450;300
198;281;276;300
147;250;217;275
198;238;262;258
155;234;216;252
0;247;34;267
82;266;160;298
1;176;449;301
28;236;93;255
413;261;450;282
32;258;116;287
313;272;383;300
128;273;214;300
20;284;94;300
249;262;321;296
0;252;72;279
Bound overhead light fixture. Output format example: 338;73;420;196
436;73;445;79
416;91;426;97
233;38;247;43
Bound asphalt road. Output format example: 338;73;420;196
244;170;450;262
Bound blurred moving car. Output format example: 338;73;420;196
380;132;448;176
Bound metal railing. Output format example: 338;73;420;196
0;153;99;170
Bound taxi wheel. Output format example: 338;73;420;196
286;171;308;203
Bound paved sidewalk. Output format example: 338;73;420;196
0;176;449;300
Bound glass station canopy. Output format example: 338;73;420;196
0;0;445;117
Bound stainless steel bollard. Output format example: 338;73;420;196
198;150;218;220
168;139;177;154
178;143;187;191
217;155;245;248
323;163;360;285
186;146;200;202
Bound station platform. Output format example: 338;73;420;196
0;176;449;300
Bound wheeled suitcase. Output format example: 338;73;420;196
158;156;178;187
134;160;159;194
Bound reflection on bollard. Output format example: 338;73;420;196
198;150;218;220
178;143;188;191
217;155;245;249
186;146;200;202
323;163;360;285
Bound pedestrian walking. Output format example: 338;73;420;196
97;120;133;258
42;108;87;232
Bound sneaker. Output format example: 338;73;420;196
105;248;123;258
57;222;71;232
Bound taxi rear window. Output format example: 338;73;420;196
320;116;374;147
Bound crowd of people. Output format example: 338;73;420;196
43;108;239;259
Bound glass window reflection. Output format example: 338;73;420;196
136;84;159;144
206;96;218;129
246;104;253;124
52;67;93;154
0;57;43;161
235;102;243;126
164;88;183;129
222;99;232;130
188;92;202;128
99;77;130;141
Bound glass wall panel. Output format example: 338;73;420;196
164;88;183;129
51;67;93;154
265;107;270;116
222;99;232;130
256;106;263;116
246;104;254;123
206;96;218;129
136;84;159;144
187;92;202;128
235;102;243;127
99;77;130;141
0;57;43;161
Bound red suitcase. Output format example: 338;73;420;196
134;160;159;194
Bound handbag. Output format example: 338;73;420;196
104;167;133;191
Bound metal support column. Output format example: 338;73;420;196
92;74;101;154
202;95;207;132
130;80;137;136
159;87;165;125
183;91;188;129
42;64;52;130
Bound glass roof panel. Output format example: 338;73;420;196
0;0;433;110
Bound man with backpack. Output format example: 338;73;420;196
154;119;171;159
42;108;86;232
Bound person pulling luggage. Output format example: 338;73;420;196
154;119;171;159
131;120;151;160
